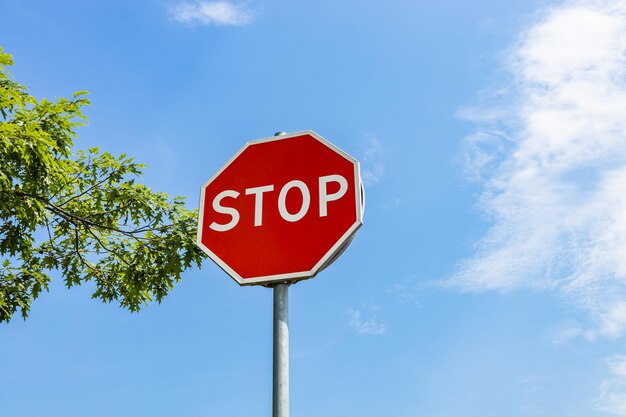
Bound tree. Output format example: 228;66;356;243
0;48;204;323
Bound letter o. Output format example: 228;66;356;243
278;180;310;222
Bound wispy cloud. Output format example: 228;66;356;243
596;356;626;415
171;1;253;26
447;0;626;339
382;197;403;210
347;306;388;335
551;325;589;345
360;135;385;186
387;279;424;306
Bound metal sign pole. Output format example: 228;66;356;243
271;130;289;417
273;283;289;417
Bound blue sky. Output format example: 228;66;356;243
4;0;626;416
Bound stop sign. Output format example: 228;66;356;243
196;131;363;285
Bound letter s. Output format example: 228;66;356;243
209;190;240;232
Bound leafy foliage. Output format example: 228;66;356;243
0;48;204;323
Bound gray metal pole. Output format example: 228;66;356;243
272;131;289;417
273;283;289;417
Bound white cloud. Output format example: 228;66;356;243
171;1;253;26
347;306;388;335
387;279;424;306
360;135;385;186
596;356;626;415
551;325;587;344
448;0;626;338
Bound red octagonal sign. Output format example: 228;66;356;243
197;131;364;285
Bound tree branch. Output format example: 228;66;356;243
73;227;102;277
57;169;119;207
